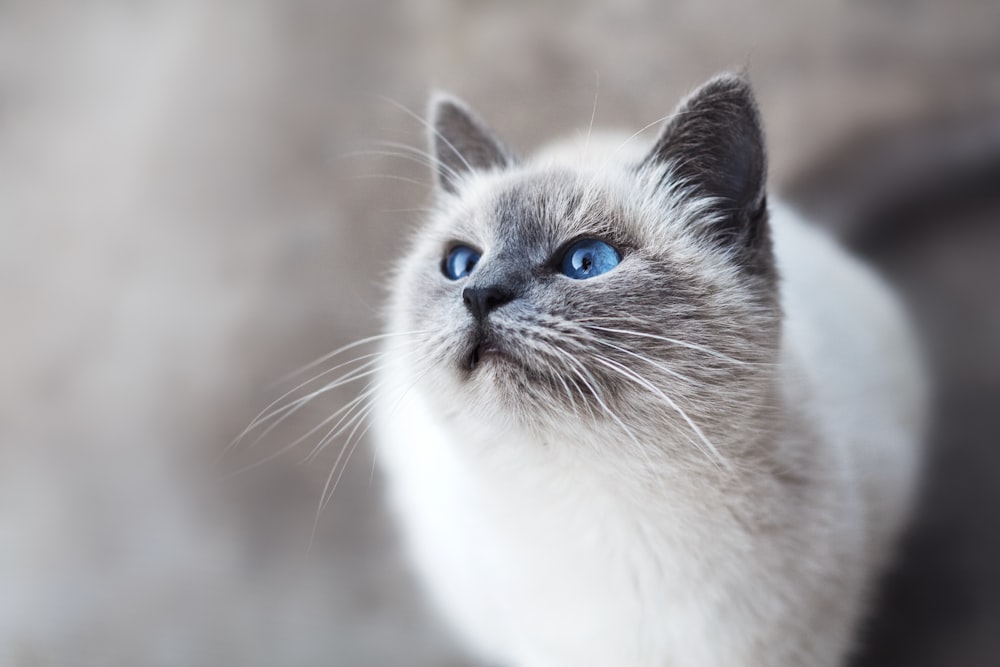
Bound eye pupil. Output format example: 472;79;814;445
560;239;620;280
443;245;481;280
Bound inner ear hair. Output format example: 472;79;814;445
641;73;770;259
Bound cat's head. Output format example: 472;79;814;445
387;74;781;462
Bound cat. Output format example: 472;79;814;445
370;73;927;667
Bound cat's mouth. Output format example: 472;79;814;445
460;328;564;393
463;331;507;372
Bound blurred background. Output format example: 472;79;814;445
1;1;998;665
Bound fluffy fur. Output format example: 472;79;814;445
372;74;926;666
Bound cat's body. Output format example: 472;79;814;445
372;75;926;666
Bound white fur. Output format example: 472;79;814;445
372;136;926;667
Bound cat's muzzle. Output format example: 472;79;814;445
463;328;505;372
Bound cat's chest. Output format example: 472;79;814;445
375;382;737;651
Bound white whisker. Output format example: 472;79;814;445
586;335;706;389
547;344;659;474
592;353;729;472
310;338;444;551
230;353;384;452
374;140;464;183
273;329;433;387
355;173;428;188
376;95;476;174
579;321;754;366
584;69;600;155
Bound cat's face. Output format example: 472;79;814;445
388;75;781;458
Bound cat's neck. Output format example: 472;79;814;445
430;372;795;496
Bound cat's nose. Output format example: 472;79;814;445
463;286;514;322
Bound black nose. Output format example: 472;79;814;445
463;286;514;322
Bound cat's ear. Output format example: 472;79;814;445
642;73;769;258
429;93;515;194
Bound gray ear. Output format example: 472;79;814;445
429;93;515;194
642;73;769;257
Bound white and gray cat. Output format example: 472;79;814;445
371;73;927;666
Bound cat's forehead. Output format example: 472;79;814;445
490;173;584;243
441;169;638;250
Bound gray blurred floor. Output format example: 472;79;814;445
2;1;999;665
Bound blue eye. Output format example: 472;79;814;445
560;239;621;279
443;245;481;280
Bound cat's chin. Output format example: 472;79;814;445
454;337;532;391
458;327;520;375
463;339;505;372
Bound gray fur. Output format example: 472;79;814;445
406;76;779;453
373;73;925;666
